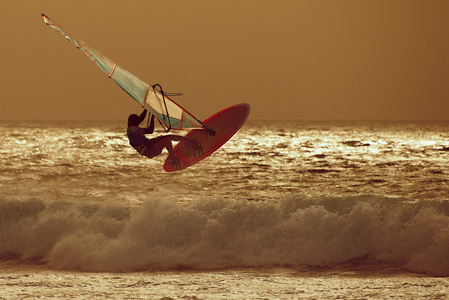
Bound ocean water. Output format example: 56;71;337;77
1;120;449;299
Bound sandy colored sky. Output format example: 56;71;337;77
1;0;449;121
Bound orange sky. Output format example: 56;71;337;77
1;0;449;121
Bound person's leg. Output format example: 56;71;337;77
164;135;197;145
153;135;198;160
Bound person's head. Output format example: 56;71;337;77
128;114;140;126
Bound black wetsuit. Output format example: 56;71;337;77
127;110;161;158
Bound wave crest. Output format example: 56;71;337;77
1;194;448;275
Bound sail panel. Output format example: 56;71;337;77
145;89;203;130
42;14;204;130
110;65;148;105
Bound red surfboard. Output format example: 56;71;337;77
163;103;250;172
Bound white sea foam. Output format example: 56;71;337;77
1;120;449;280
1;194;448;276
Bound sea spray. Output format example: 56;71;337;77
1;194;449;276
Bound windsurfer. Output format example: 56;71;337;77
127;109;202;169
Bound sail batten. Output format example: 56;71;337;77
42;14;204;130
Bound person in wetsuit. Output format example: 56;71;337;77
127;109;201;169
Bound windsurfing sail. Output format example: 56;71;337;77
42;14;205;131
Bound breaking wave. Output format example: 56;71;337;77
1;194;449;276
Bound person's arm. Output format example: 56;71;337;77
136;109;147;125
143;114;155;134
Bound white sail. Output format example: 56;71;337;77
42;14;205;130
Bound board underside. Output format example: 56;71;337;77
163;103;250;172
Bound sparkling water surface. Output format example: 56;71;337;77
1;120;448;299
2;120;448;202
